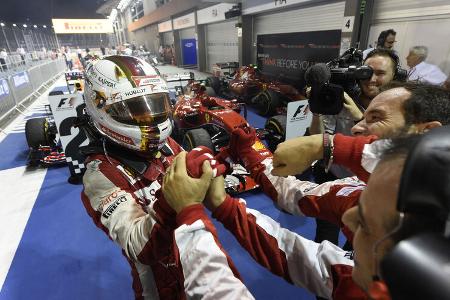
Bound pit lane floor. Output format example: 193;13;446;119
0;67;316;300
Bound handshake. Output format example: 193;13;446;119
163;125;272;213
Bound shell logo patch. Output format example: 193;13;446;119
252;140;266;151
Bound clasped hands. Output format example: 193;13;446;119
162;124;263;214
162;151;226;214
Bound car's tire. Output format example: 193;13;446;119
182;128;213;151
206;76;221;94
255;89;282;116
265;114;287;152
25;117;50;149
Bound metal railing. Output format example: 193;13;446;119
0;57;67;132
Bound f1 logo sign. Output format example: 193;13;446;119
292;104;310;118
57;97;76;109
58;98;69;108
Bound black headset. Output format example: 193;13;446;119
381;125;450;299
364;49;408;81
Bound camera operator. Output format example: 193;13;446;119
308;49;402;253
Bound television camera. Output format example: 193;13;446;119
305;48;373;115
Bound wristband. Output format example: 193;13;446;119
323;133;334;173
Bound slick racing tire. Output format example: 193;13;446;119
205;76;221;94
264;114;287;152
25;117;51;149
182;128;213;151
255;89;282;116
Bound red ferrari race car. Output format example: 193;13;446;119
210;64;307;117
171;81;272;194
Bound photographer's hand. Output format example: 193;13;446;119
272;134;324;177
343;92;363;121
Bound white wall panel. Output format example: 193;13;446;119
205;20;239;73
179;27;196;40
372;0;450;22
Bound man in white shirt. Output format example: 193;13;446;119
123;44;132;56
406;46;447;86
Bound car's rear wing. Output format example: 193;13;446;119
163;72;195;96
162;72;194;83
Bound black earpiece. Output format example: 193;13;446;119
381;125;450;300
365;49;407;81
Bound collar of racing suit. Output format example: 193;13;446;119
80;139;175;175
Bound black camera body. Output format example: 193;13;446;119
307;48;371;115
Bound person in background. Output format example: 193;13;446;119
0;49;8;71
406;45;447;86
76;46;83;61
109;46;118;55
363;29;397;59
64;46;73;70
41;47;47;59
17;47;26;65
123;44;133;55
100;45;106;56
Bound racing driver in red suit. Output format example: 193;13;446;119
79;56;251;299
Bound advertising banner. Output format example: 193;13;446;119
181;39;197;66
0;79;10;98
13;72;30;88
256;30;341;88
52;19;113;34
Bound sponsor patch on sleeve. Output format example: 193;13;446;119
336;185;365;197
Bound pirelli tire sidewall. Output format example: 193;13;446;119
255;89;282;117
265;114;287;152
182;128;213;151
25;117;51;149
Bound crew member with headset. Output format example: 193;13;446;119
363;29;397;59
